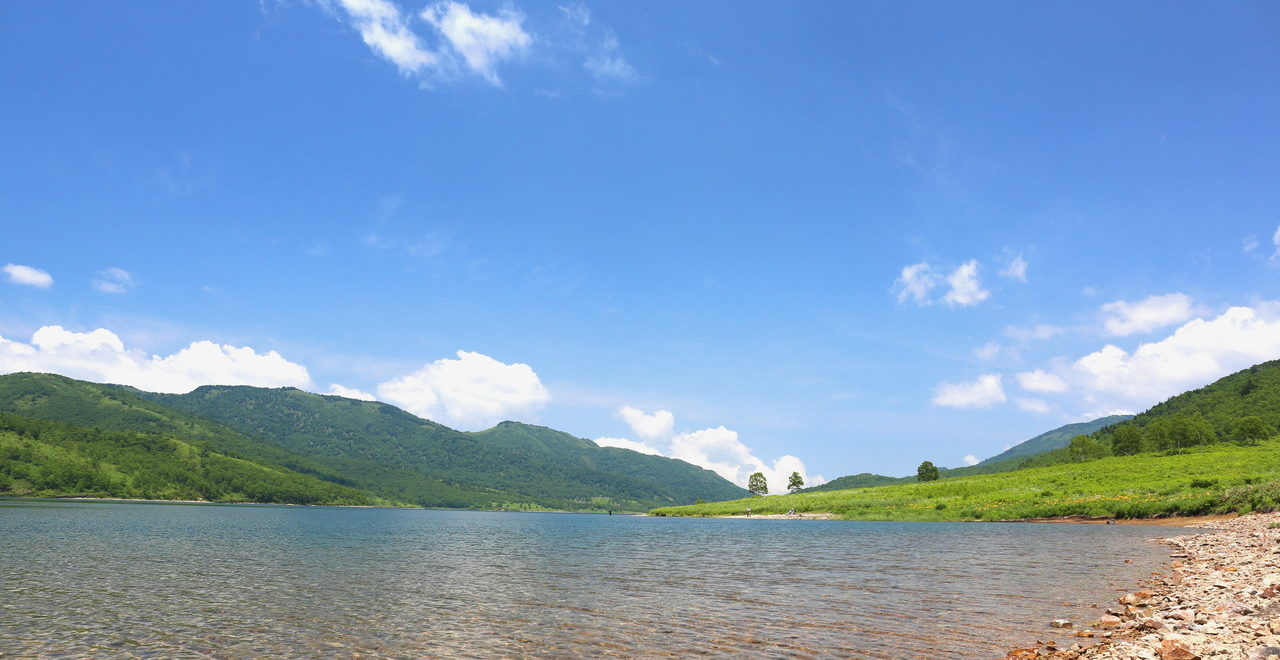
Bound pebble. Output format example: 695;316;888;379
1004;512;1280;660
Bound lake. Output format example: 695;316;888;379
0;500;1188;659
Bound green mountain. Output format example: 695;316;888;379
977;414;1133;465
1090;359;1280;452
656;360;1280;522
803;414;1135;492
138;384;746;510
0;373;745;510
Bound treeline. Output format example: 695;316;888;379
0;412;388;506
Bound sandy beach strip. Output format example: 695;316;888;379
1004;511;1280;660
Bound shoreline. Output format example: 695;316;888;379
1004;511;1280;659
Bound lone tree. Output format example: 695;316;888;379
1233;416;1277;445
747;472;768;496
1111;425;1143;456
787;471;804;493
916;460;939;482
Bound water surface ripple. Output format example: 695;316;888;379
0;501;1179;659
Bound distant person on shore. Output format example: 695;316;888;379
746;507;751;516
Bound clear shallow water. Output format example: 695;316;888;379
0;500;1183;659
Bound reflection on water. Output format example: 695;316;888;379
0;500;1179;659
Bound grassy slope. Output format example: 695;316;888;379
652;437;1280;521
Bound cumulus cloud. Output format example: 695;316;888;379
1071;305;1280;409
932;374;1006;408
422;1;531;85
1273;224;1280;264
594;436;663;456
0;326;313;393
617;405;674;441
328;383;377;401
895;259;989;307
1101;293;1196;336
595;406;822;494
1016;369;1069;393
942;260;990;307
92;267;135;294
963;454;980;466
999;255;1028;282
4;263;53;288
894;262;937;305
995;303;1280;417
376;350;549;430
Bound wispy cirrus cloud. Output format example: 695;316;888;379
337;0;438;75
331;0;530;86
422;1;531;86
92;267;135;294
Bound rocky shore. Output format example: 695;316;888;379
1004;512;1280;660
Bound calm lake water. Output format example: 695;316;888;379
0;500;1190;659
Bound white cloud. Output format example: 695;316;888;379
376;350;550;430
422;1;531;86
893;262;937;305
617;405;674;441
92;267;135;294
1000;255;1028;282
0;326;313;393
594;436;662;456
595;406;823;494
932;374;1006;408
1272;224;1280;264
328;383;377;401
333;0;530;86
1101;293;1195;336
4;264;53;288
1016;369;1069;393
963;454;979;466
942;260;989;307
337;0;437;75
1071;305;1280;411
896;259;990;307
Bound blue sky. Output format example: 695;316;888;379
3;1;1279;493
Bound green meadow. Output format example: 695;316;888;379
650;438;1280;521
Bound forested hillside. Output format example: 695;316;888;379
142;385;747;509
0;412;387;505
1090;359;1280;454
0;373;746;510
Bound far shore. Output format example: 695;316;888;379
711;512;1238;525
